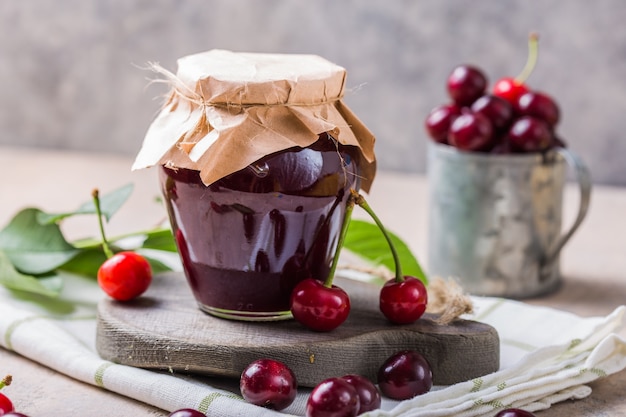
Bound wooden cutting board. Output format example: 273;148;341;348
96;272;499;387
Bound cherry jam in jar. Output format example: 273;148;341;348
160;134;359;320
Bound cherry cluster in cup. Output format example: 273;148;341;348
425;33;565;154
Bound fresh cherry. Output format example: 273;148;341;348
92;189;153;301
97;251;153;301
306;377;360;417
495;409;536;417
492;77;529;105
377;350;433;400
380;276;428;324
447;65;488;106
425;103;461;144
507;116;552;152
167;411;204;417
240;359;297;411
341;375;381;414
0;392;14;415
448;111;494;151
351;191;429;325
471;94;514;132
516;91;560;126
0;375;14;415
290;278;351;332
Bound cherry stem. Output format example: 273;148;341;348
350;190;404;282
515;32;539;83
323;192;357;288
0;375;12;390
92;189;114;259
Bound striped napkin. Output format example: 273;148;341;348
1;273;625;417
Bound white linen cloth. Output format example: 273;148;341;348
1;274;625;417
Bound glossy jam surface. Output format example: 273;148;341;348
160;136;359;320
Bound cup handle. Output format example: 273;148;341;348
542;148;592;265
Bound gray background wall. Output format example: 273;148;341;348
1;1;625;185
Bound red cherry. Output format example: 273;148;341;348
341;375;381;414
492;77;529;104
446;65;488;106
424;103;461;144
507;116;552;153
377;350;433;400
448;111;494;151
306;377;360;417
470;94;514;132
495;409;537;417
0;392;14;414
379;276;428;324
97;251;153;301
167;409;205;417
516;91;560;126
240;359;297;411
290;278;350;332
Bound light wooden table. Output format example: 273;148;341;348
1;145;625;416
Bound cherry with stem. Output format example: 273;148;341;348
289;193;356;331
93;189;153;301
351;190;428;324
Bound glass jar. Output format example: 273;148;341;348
160;134;360;320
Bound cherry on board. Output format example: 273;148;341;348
379;276;428;324
97;251;153;301
0;392;14;415
290;278;350;332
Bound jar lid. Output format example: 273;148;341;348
132;49;376;192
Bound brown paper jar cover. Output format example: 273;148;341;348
132;49;377;192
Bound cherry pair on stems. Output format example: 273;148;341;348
290;189;428;332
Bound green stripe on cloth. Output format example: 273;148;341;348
197;392;244;413
4;315;43;350
94;362;115;388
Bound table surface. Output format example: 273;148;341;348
1;145;625;416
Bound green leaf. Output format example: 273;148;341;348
0;208;80;275
141;228;177;252
141;253;174;274
58;248;107;277
0;251;63;297
37;183;134;224
344;219;427;284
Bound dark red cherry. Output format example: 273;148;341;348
507;116;552;153
516;91;560;126
471;94;514;132
379;276;428;324
240;359;297;410
377;350;433;400
424;103;461;144
447;65;488;106
341;375;381;414
495;408;537;417
448;111;494;151
290;278;350;332
306;377;360;417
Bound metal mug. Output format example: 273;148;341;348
427;141;591;298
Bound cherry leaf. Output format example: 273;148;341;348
0;251;63;297
37;183;134;224
344;219;427;284
140;228;177;252
0;208;80;275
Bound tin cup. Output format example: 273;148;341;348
427;141;591;298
